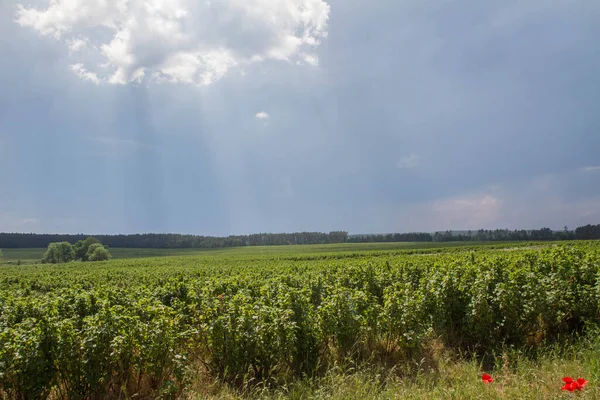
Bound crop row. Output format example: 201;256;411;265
0;244;599;399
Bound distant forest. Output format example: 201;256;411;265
1;224;599;249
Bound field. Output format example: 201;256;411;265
1;241;600;399
0;241;545;265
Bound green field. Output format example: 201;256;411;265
0;242;469;263
1;247;209;263
1;241;599;399
0;241;545;264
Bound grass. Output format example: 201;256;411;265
0;247;205;263
0;247;47;263
0;241;549;265
186;333;600;399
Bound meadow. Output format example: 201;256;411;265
0;241;543;265
1;241;599;399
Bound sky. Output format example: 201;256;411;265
0;0;599;235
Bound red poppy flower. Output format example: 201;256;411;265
561;377;574;391
481;373;493;384
569;382;580;392
561;377;586;392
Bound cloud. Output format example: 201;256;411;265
69;63;101;84
396;154;419;169
582;166;600;172
0;213;41;232
66;38;88;53
352;166;600;234
352;189;505;233
432;194;501;228
16;0;330;86
20;218;40;225
299;53;319;66
255;111;270;120
0;212;89;234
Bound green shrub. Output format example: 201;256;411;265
41;242;75;264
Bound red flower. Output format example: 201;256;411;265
561;377;587;392
563;382;578;392
481;373;493;384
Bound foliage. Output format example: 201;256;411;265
86;243;111;261
73;236;101;261
0;242;599;398
42;237;111;264
41;242;75;264
3;224;598;250
575;224;600;240
0;231;351;249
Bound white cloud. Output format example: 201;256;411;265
353;189;505;233
299;52;319;66
0;213;41;232
396;154;419;169
582;166;600;172
66;38;88;53
346;163;600;232
0;212;90;233
255;111;270;120
16;0;330;86
69;63;101;84
432;194;502;228
20;218;40;225
374;171;600;232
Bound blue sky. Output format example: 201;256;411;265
1;0;599;235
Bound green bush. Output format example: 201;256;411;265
73;237;101;261
41;242;75;264
86;243;111;261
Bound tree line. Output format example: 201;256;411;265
347;232;434;243
431;227;575;242
0;231;350;249
334;225;598;243
574;224;600;240
0;224;599;249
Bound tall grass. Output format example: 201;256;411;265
186;331;600;399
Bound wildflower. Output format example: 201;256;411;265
562;376;577;392
561;377;587;392
481;373;493;384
